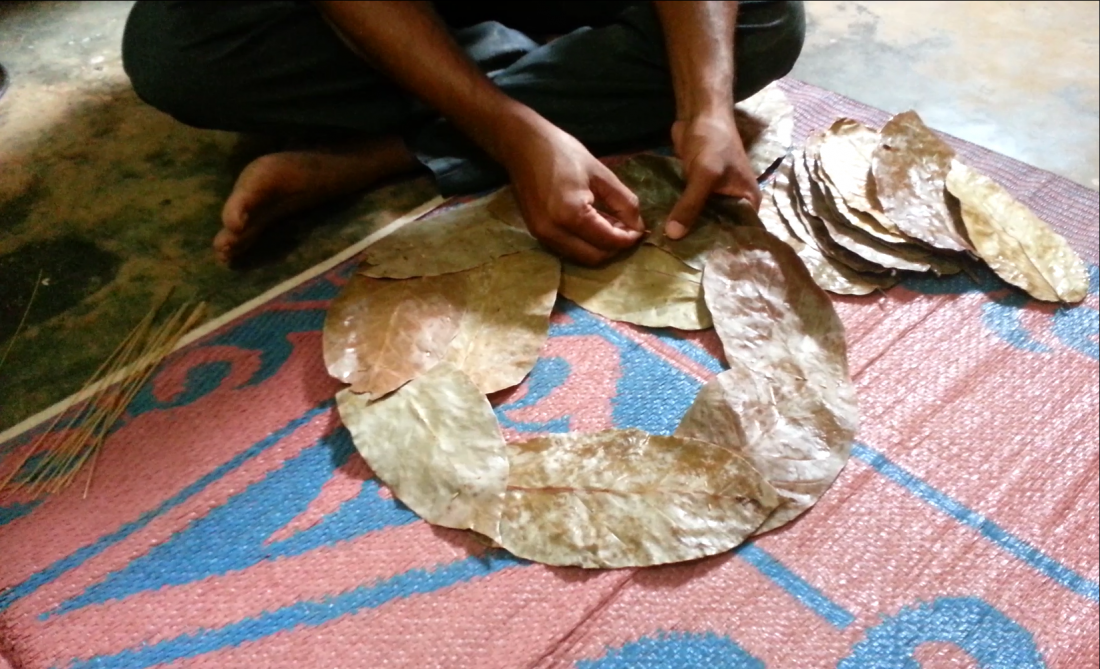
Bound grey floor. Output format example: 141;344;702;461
794;1;1099;189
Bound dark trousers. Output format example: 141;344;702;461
122;1;805;195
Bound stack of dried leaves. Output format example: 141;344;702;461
761;111;1089;300
323;88;1088;570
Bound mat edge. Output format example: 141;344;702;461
0;195;446;446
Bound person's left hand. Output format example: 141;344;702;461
666;111;762;239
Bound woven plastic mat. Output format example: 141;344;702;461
1;79;1097;669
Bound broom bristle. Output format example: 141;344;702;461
0;296;207;499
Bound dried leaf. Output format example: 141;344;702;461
445;250;560;393
323;273;464;398
734;82;795;176
807;150;939;273
611;154;684;230
325;251;558;397
362;197;538;278
765;167;892;295
499;429;779;568
679;229;859;532
485;186;526;231
560;245;712;330
792;145;890;274
946;161;1089;303
814;129;963;275
486;170;750;267
817;117;904;235
337;362;509;540
871;111;973;253
611;154;754;270
771;162;821;248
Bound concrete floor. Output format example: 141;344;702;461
0;1;1097;432
794;1;1099;190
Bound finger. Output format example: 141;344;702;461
714;179;763;211
667;166;720;240
591;167;645;232
561;207;643;251
541;227;612;266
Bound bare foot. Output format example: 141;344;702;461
216;136;418;264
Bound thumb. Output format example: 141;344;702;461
667;168;718;240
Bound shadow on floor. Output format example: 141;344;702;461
0;3;436;432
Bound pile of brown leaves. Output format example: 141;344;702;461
763;112;1089;301
323;88;1088;570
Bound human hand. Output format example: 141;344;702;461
666;111;762;240
500;117;645;266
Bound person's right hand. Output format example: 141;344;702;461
499;118;645;266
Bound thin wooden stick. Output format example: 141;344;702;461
1;293;200;498
77;304;200;495
77;302;207;496
0;269;43;374
28;300;209;498
0;294;166;494
16;302;165;496
39;303;189;494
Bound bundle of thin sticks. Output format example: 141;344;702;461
0;297;206;499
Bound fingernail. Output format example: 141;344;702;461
666;220;685;240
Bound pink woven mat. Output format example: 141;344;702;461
1;79;1097;669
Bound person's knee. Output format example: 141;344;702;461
121;2;220;128
771;1;806;79
734;0;806;100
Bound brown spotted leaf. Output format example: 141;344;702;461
806;149;942;273
445;250;560;393
611;154;751;270
337;362;509;541
323;273;464;398
678;228;859;532
765;166;892;295
946;161;1089;303
792;145;890;274
871;111;973;253
817;118;904;236
559;245;712;330
361;196;538;278
325;251;558;397
499;429;779;568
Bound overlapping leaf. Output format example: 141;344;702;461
792;146;889;274
560;245;712;330
323;273;464;398
485;186;526;231
678;228;859;532
361;197;538;278
764;166;892;295
816;117;903;236
324;250;558;398
611;154;683;231
611;154;749;270
734;82;795;176
445;250;561;393
336;362;509;540
804;146;940;273
871;110;973;252
498;429;779;568
946;161;1089;303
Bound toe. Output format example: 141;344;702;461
221;196;251;234
213;227;238;265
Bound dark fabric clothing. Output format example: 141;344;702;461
122;1;805;194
